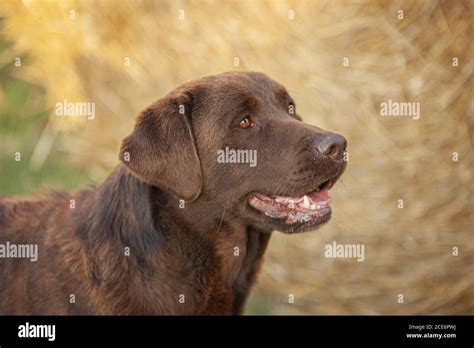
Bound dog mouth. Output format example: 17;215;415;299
248;179;335;231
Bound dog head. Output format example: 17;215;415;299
120;71;347;233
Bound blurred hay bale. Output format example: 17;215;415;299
1;0;472;314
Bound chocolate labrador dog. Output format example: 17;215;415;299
0;71;346;314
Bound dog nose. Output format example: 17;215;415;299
312;133;347;159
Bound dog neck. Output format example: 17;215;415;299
86;165;160;254
82;165;270;314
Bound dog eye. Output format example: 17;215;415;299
239;116;255;129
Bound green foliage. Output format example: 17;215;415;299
0;36;89;196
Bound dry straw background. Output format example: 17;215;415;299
1;0;473;314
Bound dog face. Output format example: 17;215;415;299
120;71;347;234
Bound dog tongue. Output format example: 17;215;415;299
308;189;330;203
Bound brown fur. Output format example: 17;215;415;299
0;72;346;314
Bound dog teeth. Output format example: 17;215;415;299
299;215;311;223
273;194;329;211
301;195;311;209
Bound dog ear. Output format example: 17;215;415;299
119;90;202;201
